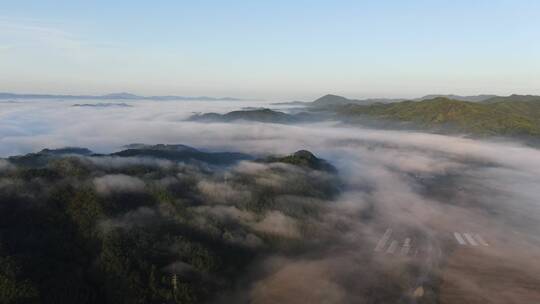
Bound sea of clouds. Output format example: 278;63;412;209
2;98;540;303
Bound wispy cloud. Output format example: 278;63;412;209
0;18;116;54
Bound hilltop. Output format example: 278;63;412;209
264;150;337;172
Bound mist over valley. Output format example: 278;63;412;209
1;95;540;303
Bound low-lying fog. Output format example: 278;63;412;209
2;98;540;303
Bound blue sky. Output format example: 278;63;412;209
1;0;539;100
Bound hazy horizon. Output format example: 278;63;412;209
0;90;537;102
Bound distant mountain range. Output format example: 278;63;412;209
310;94;405;107
0;92;242;101
189;93;540;139
308;94;507;108
72;102;133;108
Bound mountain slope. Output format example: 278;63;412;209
336;97;540;136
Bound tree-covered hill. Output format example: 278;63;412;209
334;97;540;137
0;146;340;304
264;150;337;172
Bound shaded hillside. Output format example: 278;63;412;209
335;97;540;136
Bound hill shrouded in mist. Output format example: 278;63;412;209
0;145;340;304
188;108;321;124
